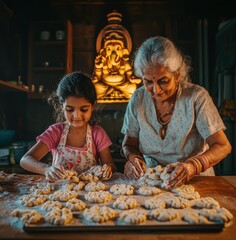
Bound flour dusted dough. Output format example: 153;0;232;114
110;184;134;195
44;207;73;225
65;198;86;211
63;170;79;183
11;209;43;224
72;181;86;191
113;196;139;210
82;205;116;223
20;194;47;207
48;190;78;202
42;200;62;211
137;186;162;196
172;184;195;195
84;190;113;203
119;209;147;224
148;209;179;222
78;172;99;182
191;197;220;209
164;197;190;209
138;166;163;187
84;181;107;192
34;185;51;195
144;197;166;210
172;184;201;200
199;207;233;223
182;212;210;224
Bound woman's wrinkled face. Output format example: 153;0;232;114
63;96;94;128
142;65;178;102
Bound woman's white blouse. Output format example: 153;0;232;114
121;82;226;168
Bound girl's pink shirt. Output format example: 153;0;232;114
36;122;112;162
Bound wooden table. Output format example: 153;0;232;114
0;174;236;240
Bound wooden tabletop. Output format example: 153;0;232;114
0;174;236;240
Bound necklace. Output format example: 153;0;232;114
156;103;175;118
155;96;177;140
158;115;172;140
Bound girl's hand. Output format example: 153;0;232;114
124;157;146;179
165;162;196;189
45;165;66;181
100;164;112;180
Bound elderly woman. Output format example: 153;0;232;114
121;36;231;189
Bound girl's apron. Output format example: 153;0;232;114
53;123;96;173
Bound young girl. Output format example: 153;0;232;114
20;71;117;181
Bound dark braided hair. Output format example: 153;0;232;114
48;71;97;123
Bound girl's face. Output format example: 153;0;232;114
63;96;94;128
142;65;179;102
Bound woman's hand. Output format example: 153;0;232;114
124;157;146;179
165;162;196;189
44;165;66;181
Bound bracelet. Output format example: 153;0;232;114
186;157;202;175
196;155;210;172
186;155;210;174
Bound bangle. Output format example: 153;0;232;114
186;155;210;174
196;155;210;172
186;157;202;175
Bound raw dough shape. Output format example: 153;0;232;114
78;172;99;182
148;209;179;222
182;211;210;224
191;197;220;209
113;196;139;210
63;170;79;183
144;197;166;210
82;205;116;223
199;207;233;223
20;194;47;207
72;181;86;191
11;209;43;224
44;207;73;225
34;185;51;195
48;190;78;202
110;184;134;195
119;209;147;224
172;184;195;194
137;186;162;196
84;181;107;192
176;190;201;200
164;197;190;209
84;190;113;203
65;198;86;211
138;165;163;187
42;200;62;211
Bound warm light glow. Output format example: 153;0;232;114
92;10;141;103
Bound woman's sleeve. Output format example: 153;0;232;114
195;88;226;139
121;91;140;138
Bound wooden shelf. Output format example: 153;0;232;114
0;80;29;92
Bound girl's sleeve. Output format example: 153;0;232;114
36;123;63;150
92;125;112;153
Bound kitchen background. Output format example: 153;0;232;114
0;0;235;174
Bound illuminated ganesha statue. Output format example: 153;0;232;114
92;11;141;102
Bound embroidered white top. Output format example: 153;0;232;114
121;81;226;170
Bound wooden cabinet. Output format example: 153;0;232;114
27;20;72;99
